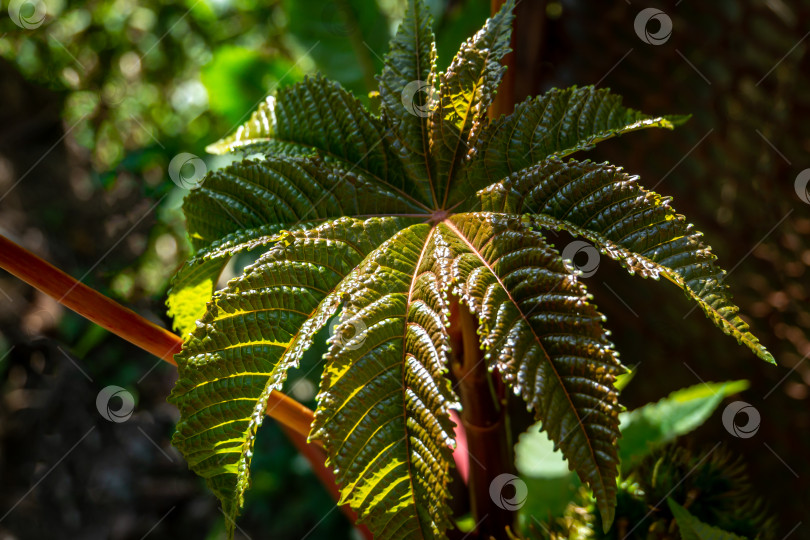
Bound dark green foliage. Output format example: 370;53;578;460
531;445;772;540
637;445;774;539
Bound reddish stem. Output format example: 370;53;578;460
0;235;183;364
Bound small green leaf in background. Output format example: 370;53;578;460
619;380;749;473
202;47;303;126
515;380;748;525
515;426;581;522
614;365;637;392
668;499;747;540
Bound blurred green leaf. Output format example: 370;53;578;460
619;380;749;473
515;380;748;522
202;47;303;126
515;424;581;521
668;499;747;540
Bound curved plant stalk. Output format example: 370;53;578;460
0;234;184;365
0;233;373;538
0;234;314;437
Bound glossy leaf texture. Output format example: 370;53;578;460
438;213;623;527
477;158;774;364
168;217;408;536
377;0;438;205
311;225;458;538
205;74;428;206
430;0;514;207
457;85;687;199
167;0;773;537
168;153;425;336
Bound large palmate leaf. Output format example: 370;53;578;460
477;158;774;364
456;85;687;200
439;213;623;526
311;225;458;538
168;1;773;538
168;217;409;534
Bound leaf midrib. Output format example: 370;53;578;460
400;223;438;540
533;212;768;352
442;215;609;498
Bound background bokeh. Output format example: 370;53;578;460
0;0;807;538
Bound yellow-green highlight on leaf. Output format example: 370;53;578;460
613;365;637;392
167;277;215;338
310;223;459;539
169;218;408;539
